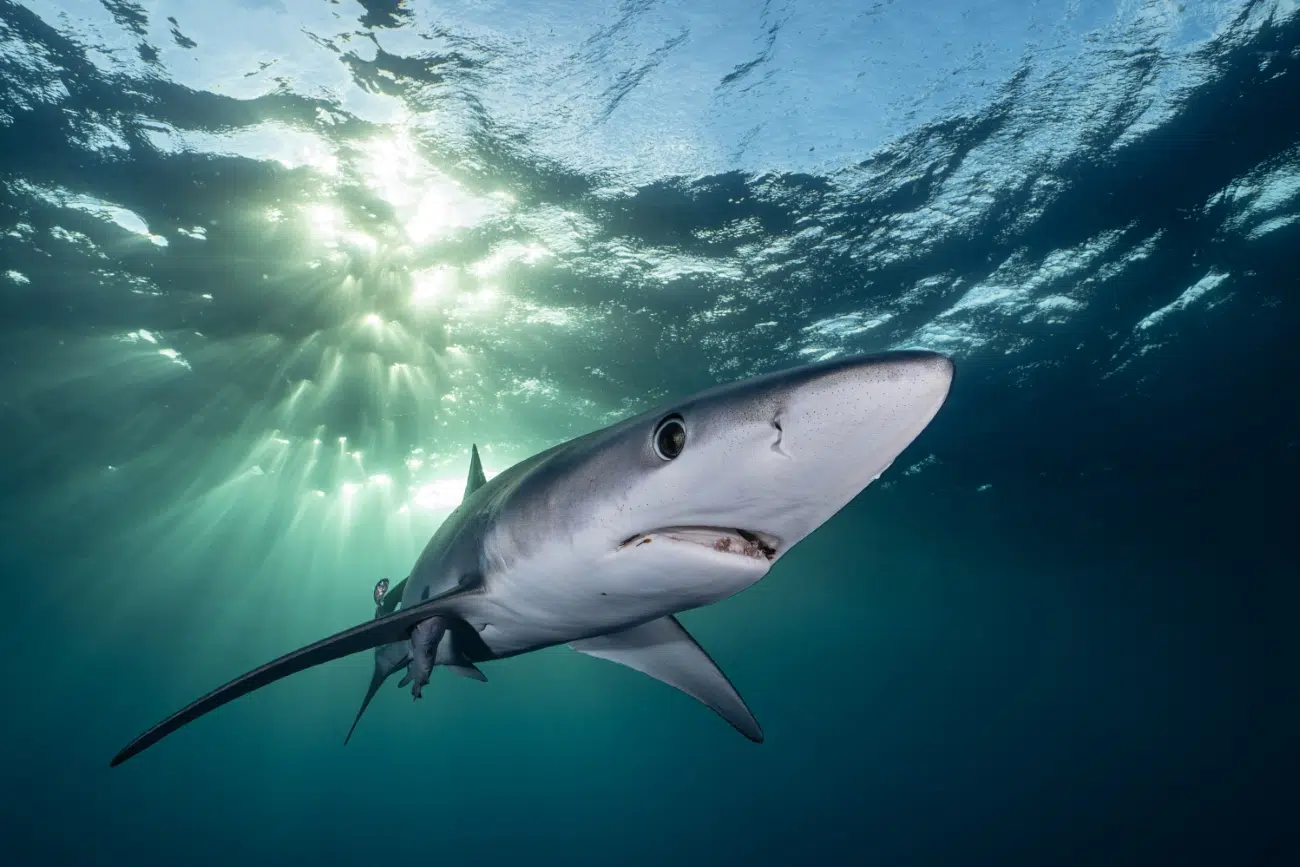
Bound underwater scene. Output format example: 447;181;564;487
1;1;1297;865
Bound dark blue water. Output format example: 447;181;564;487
1;1;1297;865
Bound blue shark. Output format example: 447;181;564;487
111;350;954;766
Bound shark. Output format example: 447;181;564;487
110;350;954;766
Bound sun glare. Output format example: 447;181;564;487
411;478;463;510
357;130;510;245
411;265;458;308
151;126;548;540
471;241;553;278
307;204;342;238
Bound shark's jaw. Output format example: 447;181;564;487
617;526;780;563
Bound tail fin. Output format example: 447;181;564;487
344;642;411;745
110;586;469;767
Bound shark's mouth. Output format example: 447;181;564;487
618;527;779;562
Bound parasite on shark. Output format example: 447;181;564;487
110;350;954;767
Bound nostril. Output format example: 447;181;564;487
771;413;789;457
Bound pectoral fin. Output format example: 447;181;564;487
570;616;763;743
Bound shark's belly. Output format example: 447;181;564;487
456;537;771;659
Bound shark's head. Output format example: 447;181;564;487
607;349;953;562
497;350;954;611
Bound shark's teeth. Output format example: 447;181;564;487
619;527;778;561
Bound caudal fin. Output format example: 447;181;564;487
111;587;467;767
344;643;411;745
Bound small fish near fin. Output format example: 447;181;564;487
344;641;411;745
464;444;488;500
569;615;763;743
110;584;475;767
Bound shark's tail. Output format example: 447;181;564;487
344;641;411;745
346;576;414;745
110;583;469;767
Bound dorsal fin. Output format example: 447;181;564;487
463;444;487;500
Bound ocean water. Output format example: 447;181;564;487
1;0;1298;864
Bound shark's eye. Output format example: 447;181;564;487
653;414;687;460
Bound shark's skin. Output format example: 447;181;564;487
111;350;954;766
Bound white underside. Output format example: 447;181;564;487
453;528;773;659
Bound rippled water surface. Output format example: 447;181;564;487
2;1;1297;865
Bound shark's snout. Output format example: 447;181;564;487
778;350;952;459
725;350;953;550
